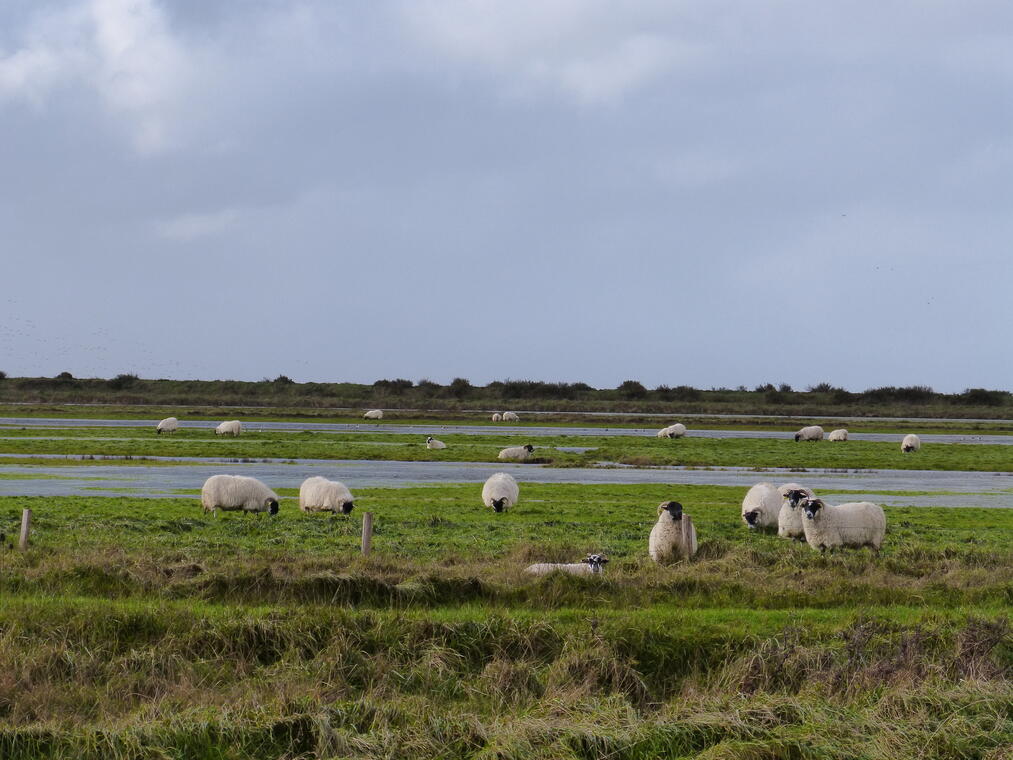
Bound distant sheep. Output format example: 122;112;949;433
777;483;815;540
498;444;535;461
828;429;848;442
794;425;824;442
426;436;447;450
364;409;384;420
482;472;519;512
156;417;179;435
742;482;781;530
800;496;886;553
525;554;608;576
902;434;921;453
656;423;687;439
648;501;697;564
201;474;279;516
491;413;502;422
502;411;520;422
298;476;354;514
215;420;242;436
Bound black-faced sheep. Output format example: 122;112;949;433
201;474;279;516
648;501;697;563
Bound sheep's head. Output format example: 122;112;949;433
426;436;434;443
743;510;760;528
802;498;825;520
523;444;534;453
341;500;354;515
266;499;280;516
657;501;684;521
492;497;507;513
582;554;609;573
784;489;810;508
794;432;802;442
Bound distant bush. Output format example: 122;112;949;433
107;373;139;390
374;378;413;393
415;379;441;395
958;388;1009;406
863;386;935;404
671;385;702;401
617;380;647;399
448;377;472;399
754;383;775;393
778;383;793;393
57;371;74;380
807;382;835;393
0;371;6;380
831;388;855;404
273;375;295;385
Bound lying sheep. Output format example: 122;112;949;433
525;554;608;576
491;413;502;422
363;409;384;420
215;420;242;436
794;425;824;442
156;417;179;435
828;429;848;442
656;423;687;439
799;496;886;553
426;436;447;449
482;472;519;512
742;482;781;530
902;434;921;453
777;484;815;540
498;444;535;461
648;501;697;564
201;474;279;516
502;411;520;422
299;476;354;514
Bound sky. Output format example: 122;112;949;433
1;0;1011;393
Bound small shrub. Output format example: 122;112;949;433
617;380;647;399
107;373;139;390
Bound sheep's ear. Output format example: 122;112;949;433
657;505;667;515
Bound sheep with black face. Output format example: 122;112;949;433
799;495;886;553
201;475;279;516
525;553;609;576
498;444;535;461
649;501;697;564
482;472;519;512
777;483;815;540
741;482;781;530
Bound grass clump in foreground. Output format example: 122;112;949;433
0;484;1011;758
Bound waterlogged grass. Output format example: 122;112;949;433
0;484;1010;758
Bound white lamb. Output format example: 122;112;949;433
525;554;608;576
299;476;354;514
794;425;824;442
828;429;848;442
491;413;502;422
498;444;534;461
502;412;520;421
741;482;781;530
648;501;697;564
799;496;886;553
426;436;447;450
363;409;384;420
156;417;179;435
201;474;279;516
215;420;242;436
902;434;921;453
482;472;519;512
656;423;687;439
777;483;815;540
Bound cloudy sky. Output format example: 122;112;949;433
2;0;1011;392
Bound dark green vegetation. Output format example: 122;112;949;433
2;372;1012;418
1;485;1011;758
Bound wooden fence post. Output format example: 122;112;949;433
361;512;373;556
19;509;32;551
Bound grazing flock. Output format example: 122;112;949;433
162;412;917;576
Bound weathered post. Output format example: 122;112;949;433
19;509;32;551
361;512;373;556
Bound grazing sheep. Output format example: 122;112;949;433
299;476;354;514
498;444;535;461
156;417;179;435
201;474;279;516
656;423;687;439
363;409;384;420
215;420;242;436
777;483;815;540
502;411;520;422
800;496;886;553
482;472;519;512
902;434;921;453
491;413;502;422
648;501;697;564
525;554;609;576
794;425;824;442
828;429;848;442
426;436;447;450
742;482;781;530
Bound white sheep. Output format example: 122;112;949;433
298;476;354;514
156;417;179;435
201;474;279;516
656;423;687;439
648;501;697;564
777;483;815;540
902;434;921;453
524;554;609;576
502;411;520;422
426;436;447;450
828;429;848;442
482;472;519;512
799;496;886;553
741;482;781;530
215;420;242;436
498;444;535;461
794;425;824;442
363;409;384;420
491;413;502;422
